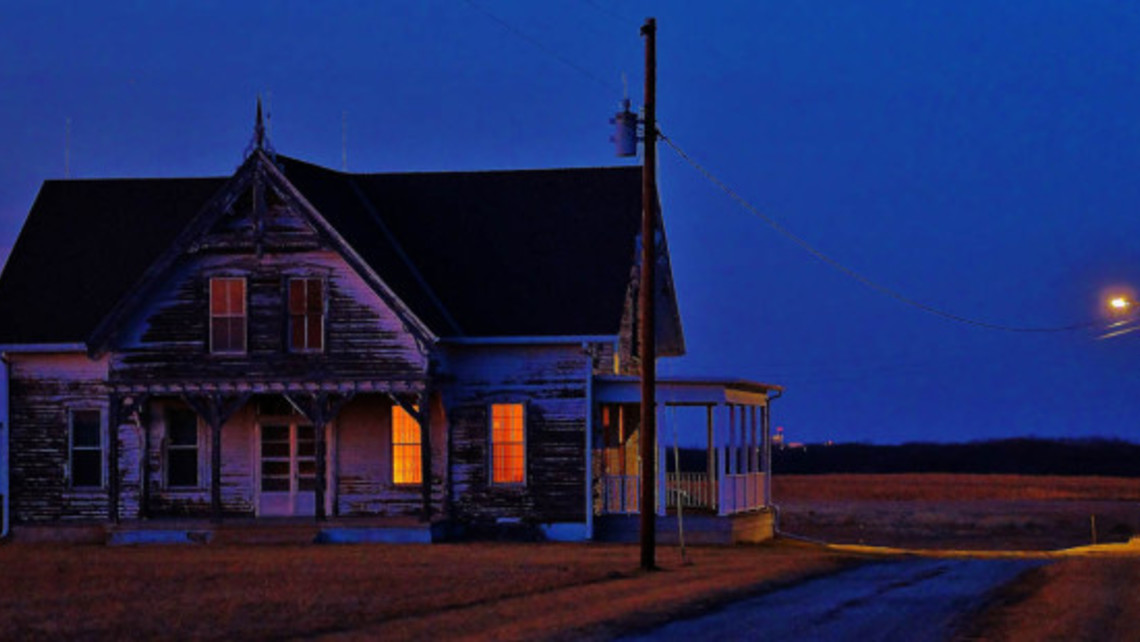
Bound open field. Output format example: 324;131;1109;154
774;474;1140;550
958;558;1140;642
0;541;848;641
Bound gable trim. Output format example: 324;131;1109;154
86;150;439;357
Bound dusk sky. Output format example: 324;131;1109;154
4;1;1140;444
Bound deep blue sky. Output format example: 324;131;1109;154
4;1;1140;444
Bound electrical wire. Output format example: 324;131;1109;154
460;0;619;93
658;131;1104;334
454;1;1112;336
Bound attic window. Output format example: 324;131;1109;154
210;277;247;354
289;278;324;352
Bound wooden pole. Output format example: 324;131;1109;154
639;16;658;572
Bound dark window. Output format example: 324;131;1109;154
70;410;102;488
210;277;246;354
166;408;199;488
289;278;324;352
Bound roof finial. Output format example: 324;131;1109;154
254;96;266;150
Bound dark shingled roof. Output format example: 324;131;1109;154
0;156;643;344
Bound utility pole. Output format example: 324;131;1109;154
638;16;658;572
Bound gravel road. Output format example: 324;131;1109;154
620;558;1043;641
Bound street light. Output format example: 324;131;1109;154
1110;297;1132;312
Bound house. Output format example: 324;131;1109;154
0;110;781;543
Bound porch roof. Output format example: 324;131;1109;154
594;375;783;407
109;378;426;396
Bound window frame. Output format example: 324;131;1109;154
391;404;422;486
489;402;527;486
68;408;105;490
164;406;202;489
209;276;247;355
287;277;326;353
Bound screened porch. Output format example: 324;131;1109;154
592;376;782;518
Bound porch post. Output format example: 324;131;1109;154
108;394;122;524
705;404;715;504
656;402;666;517
761;402;772;507
716;403;730;516
749;405;759;508
210;419;223;522
182;393;251;524
418;389;433;523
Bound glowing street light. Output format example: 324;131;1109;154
1110;297;1131;311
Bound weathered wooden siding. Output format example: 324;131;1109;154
8;354;109;522
111;249;428;384
335;394;445;517
140;403;257;517
441;344;589;525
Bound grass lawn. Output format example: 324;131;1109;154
0;540;848;641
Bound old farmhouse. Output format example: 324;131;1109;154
0;114;780;543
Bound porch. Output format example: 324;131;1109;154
592;376;781;544
105;381;443;525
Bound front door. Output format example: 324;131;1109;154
258;422;319;516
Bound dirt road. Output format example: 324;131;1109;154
620;558;1042;641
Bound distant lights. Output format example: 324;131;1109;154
1110;296;1133;311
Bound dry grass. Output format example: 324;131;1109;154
0;541;847;641
958;558;1140;641
775;474;1140;550
775;473;1140;502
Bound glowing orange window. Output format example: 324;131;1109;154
209;277;246;354
490;403;525;484
392;405;421;485
289;278;324;352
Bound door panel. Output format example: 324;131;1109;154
258;422;324;517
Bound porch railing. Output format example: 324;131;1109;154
601;474;640;514
719;472;765;515
665;473;717;511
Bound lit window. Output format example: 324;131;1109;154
392;405;421;485
289;278;324;352
490;403;525;484
210;277;246;353
70;409;103;488
165;407;199;488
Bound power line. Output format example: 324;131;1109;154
453;1;1109;335
460;0;619;93
658;131;1102;334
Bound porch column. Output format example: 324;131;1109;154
761;402;772;507
749;405;759;508
138;398;152;520
287;392;354;522
182;393;251;523
656;402;666;516
108;395;122;524
716;403;731;516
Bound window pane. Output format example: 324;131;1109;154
72;450;102;487
72;411;101;447
307;314;323;351
211;279;227;315
167;409;198;446
289;279;306;315
306;280;323;312
228;318;246;352
262;461;290;476
291;314;306;350
296;425;315;441
168;450;198;487
228;279;245;315
261;477;289;492
261;442;289;458
393;444;422;484
262;425;289;441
